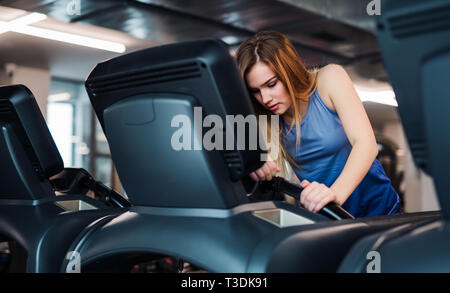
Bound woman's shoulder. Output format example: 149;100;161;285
316;64;347;86
314;64;347;111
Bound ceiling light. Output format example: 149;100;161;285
0;12;126;53
0;12;47;34
9;24;126;53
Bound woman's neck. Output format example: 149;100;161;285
282;106;295;125
282;98;310;125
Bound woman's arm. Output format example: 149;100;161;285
249;154;281;182
300;64;378;212
326;64;378;204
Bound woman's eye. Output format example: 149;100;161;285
268;81;277;88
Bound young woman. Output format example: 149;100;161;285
236;31;400;218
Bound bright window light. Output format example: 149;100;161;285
47;103;73;166
48;92;71;102
355;87;398;107
0;12;126;53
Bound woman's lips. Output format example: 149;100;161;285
268;104;279;111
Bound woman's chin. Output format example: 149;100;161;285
271;106;283;115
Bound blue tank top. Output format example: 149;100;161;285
282;89;400;218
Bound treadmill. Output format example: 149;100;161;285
0;85;129;272
0;8;443;271
61;37;436;272
339;0;450;273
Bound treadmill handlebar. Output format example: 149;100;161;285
262;177;354;220
51;168;131;208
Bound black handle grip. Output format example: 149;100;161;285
51;167;131;208
262;177;354;220
319;202;354;220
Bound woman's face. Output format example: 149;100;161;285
246;61;292;116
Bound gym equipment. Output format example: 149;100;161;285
247;177;354;220
0;85;128;272
77;39;438;272
0;37;441;272
339;0;450;272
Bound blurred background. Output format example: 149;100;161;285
0;0;439;213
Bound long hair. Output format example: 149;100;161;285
236;30;318;176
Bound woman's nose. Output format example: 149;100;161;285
261;90;273;104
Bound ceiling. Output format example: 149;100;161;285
0;0;386;77
0;0;398;128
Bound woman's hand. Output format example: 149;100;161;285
250;156;281;182
300;180;338;213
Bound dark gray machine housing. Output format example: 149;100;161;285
339;0;450;272
0;85;63;200
86;39;265;209
0;85;126;272
374;0;450;217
